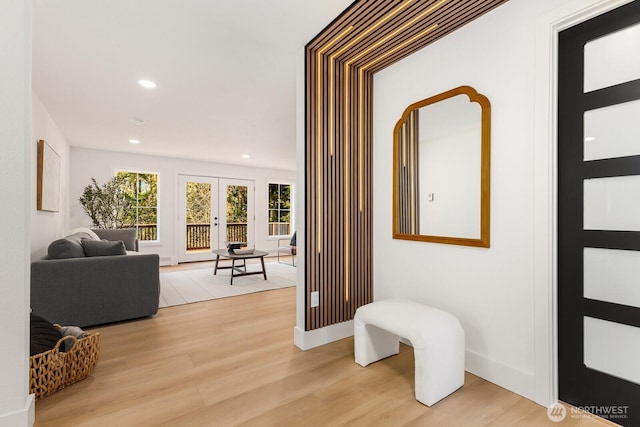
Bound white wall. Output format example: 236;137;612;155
0;0;35;425
31;92;71;260
68;148;296;265
373;0;626;404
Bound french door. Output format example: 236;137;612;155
178;175;219;263
218;178;255;248
558;2;640;425
177;176;255;262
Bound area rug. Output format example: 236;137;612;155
159;261;297;308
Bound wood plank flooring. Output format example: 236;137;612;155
34;287;616;426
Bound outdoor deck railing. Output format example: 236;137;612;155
224;223;247;244
268;223;290;236
137;224;157;241
186;223;211;249
136;223;250;249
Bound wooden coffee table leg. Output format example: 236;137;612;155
214;254;220;275
260;256;267;280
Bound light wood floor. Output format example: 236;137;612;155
34;287;615;427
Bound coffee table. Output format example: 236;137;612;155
212;249;268;285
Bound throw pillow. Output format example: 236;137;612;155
30;313;62;356
47;237;85;259
81;239;127;257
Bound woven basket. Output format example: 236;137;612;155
29;327;100;400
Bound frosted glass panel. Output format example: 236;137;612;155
584;317;640;385
584;248;640;308
584;100;640;161
584;22;640;92
584;176;640;231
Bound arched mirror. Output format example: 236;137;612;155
392;85;490;247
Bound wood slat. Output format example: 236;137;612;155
305;0;508;330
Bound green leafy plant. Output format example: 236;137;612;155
78;176;133;229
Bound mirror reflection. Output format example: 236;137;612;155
393;86;491;247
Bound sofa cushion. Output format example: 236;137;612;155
48;237;85;259
93;229;138;251
82;239;127;257
30;313;61;356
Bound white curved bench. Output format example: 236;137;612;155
354;298;465;406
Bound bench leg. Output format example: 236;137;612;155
413;330;465;406
354;318;399;367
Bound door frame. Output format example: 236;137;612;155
532;0;635;408
218;178;255;248
557;0;640;417
176;174;219;263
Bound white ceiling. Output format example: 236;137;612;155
32;0;353;171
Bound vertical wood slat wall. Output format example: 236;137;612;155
304;0;508;331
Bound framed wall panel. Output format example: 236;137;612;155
37;139;61;212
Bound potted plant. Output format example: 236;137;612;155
78;176;132;229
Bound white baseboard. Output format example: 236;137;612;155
159;257;173;267
398;338;535;401
293;321;354;350
293;325;535;402
465;349;535;401
0;394;35;427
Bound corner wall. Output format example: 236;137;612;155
31;92;71;261
0;0;35;425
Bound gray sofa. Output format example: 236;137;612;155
31;228;160;328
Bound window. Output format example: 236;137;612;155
116;171;159;241
268;183;292;236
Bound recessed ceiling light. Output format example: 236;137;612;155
241;154;251;159
128;139;140;144
138;80;157;89
584;136;596;142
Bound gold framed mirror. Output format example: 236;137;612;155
392;85;490;247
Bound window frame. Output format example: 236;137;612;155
114;169;160;244
267;181;294;238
